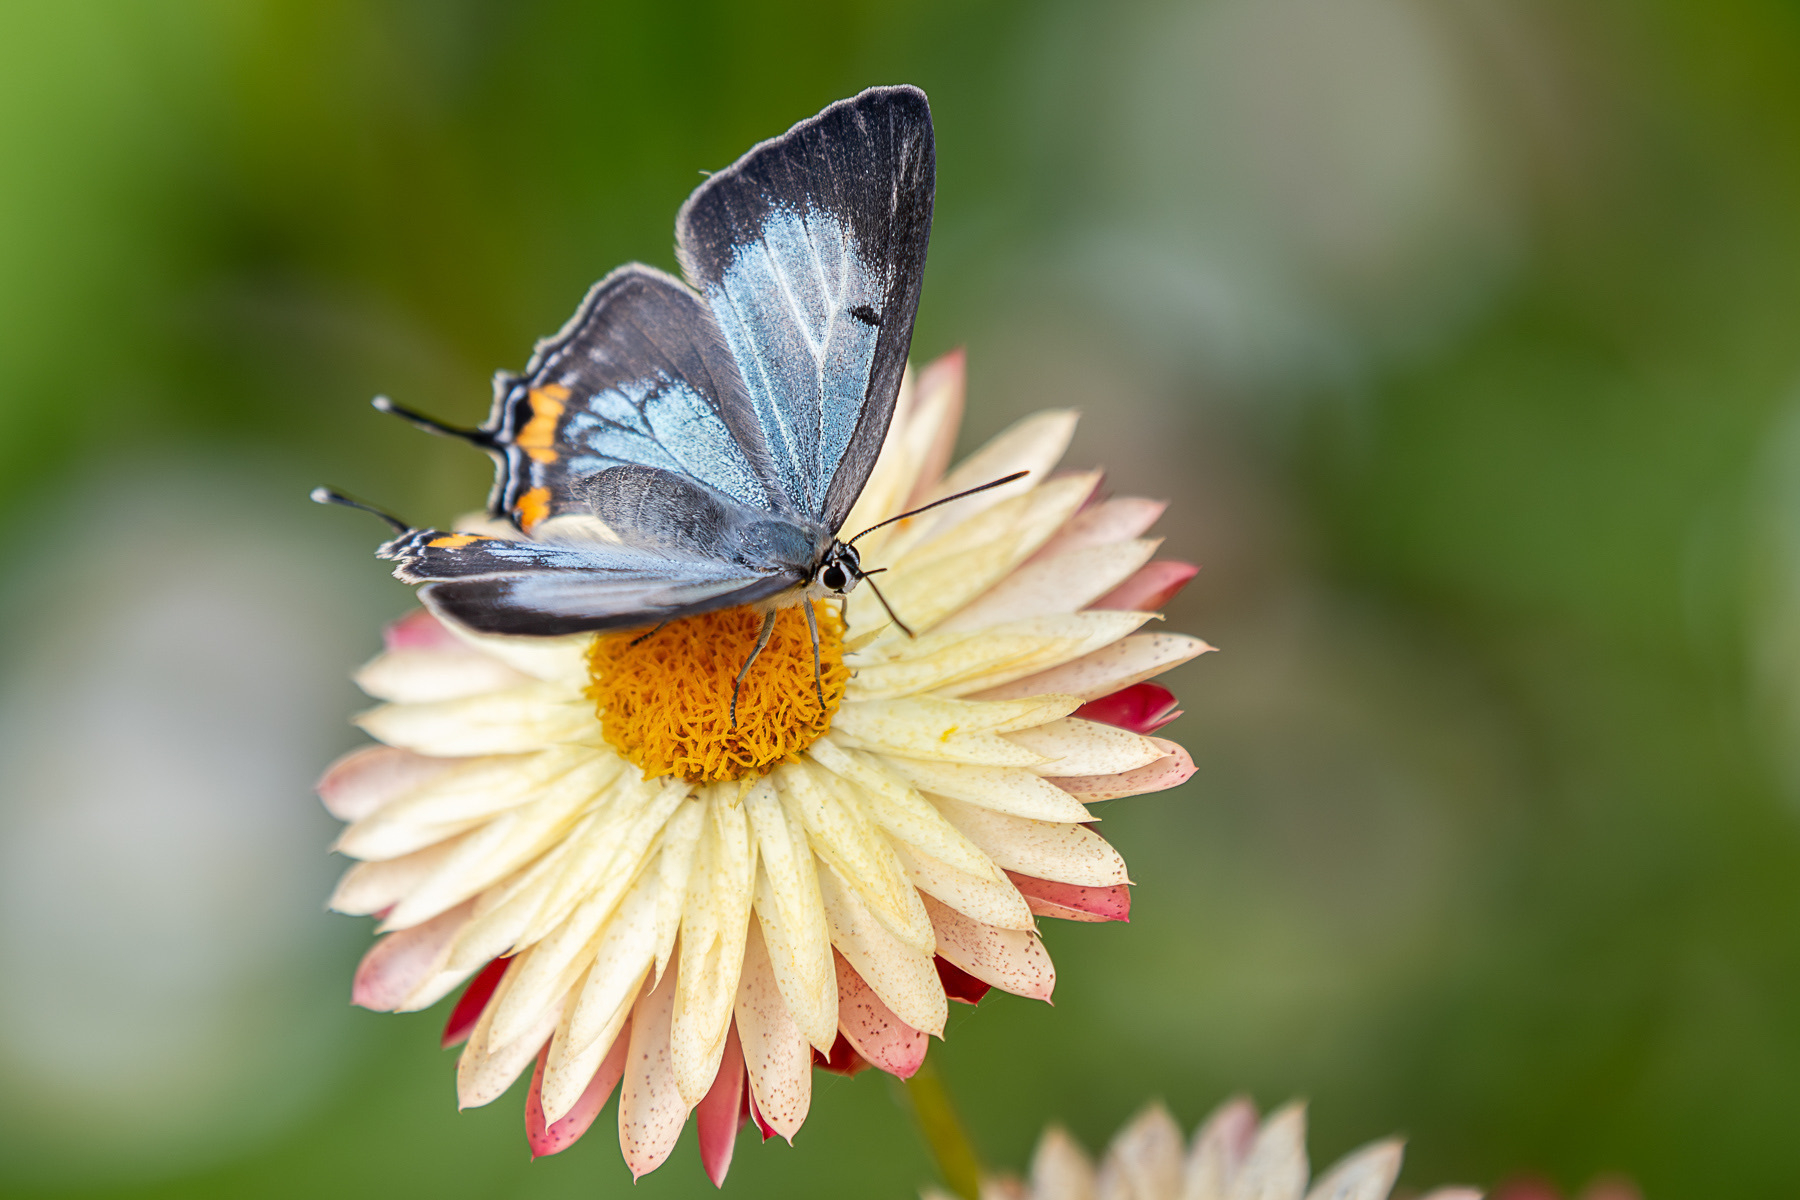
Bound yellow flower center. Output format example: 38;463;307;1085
585;602;849;784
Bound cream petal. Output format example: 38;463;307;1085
833;950;929;1078
1302;1139;1403;1200
900;410;1079;551
561;876;659;1065
1030;497;1168;560
751;865;838;1052
381;752;613;930
832;695;1077;767
734;919;812;1141
1102;1104;1185;1200
1184;1096;1262;1200
435;622;592;689
807;740;1006;884
1227;1103;1310;1200
519;776;687;944
317;744;462;822
933;797;1129;888
652;797;705;983
351;899;474;1011
937;539;1158;632
883;756;1093;823
328;833;468;916
817;865;946;1036
935;613;1156;698
891;842;1036;931
354;646;531;703
974;632;1212;703
671;789;756;1106
457;968;566;1109
542;965;637;1126
1032;1125;1099;1200
489;863;644;1051
534;1012;631;1154
846;630;1081;700
355;684;595;756
618;965;688;1179
1057;738;1197;803
774;760;923;947
1005;718;1168;777
921;893;1054;1001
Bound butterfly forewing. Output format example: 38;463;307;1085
676;85;935;529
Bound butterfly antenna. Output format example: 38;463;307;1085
310;487;411;534
372;396;494;448
846;470;1030;546
859;570;915;639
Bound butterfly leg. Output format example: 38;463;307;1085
730;610;779;729
803;601;827;713
628;621;668;648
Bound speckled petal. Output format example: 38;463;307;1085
934;797;1129;888
893;842;1036;931
1005;718;1167;777
975;633;1212;704
618;965;687;1178
1056;739;1196;803
734;919;812;1140
833;950;929;1078
817;865;946;1036
922;893;1054;1001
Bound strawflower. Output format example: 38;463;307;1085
319;351;1209;1181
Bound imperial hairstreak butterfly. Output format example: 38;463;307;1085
315;86;1022;719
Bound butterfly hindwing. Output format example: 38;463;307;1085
675;85;935;529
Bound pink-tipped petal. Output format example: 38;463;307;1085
352;900;474;1010
525;1018;632;1158
1076;683;1182;735
925;896;1056;1002
1092;560;1199;612
618;968;687;1179
747;1081;778;1140
1055;738;1197;803
834;952;929;1079
696;1025;747;1187
442;956;509;1048
1008;872;1131;923
935;957;990;1005
1030;497;1168;561
316;744;459;822
383;607;461;651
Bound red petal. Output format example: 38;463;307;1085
1075;682;1182;734
441;957;509;1048
1007;872;1131;923
1092;560;1199;612
812;1032;873;1077
524;1018;632;1158
935;956;991;1005
834;953;929;1079
383;607;461;651
697;1025;747;1187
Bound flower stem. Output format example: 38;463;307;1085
902;1060;983;1200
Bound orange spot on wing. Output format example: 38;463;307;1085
518;383;569;464
517;486;552;531
426;533;482;549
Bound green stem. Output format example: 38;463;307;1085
902;1060;984;1200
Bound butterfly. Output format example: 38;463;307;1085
317;86;1018;719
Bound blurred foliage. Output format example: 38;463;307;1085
5;1;1800;1197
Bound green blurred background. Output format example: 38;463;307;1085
3;1;1799;1196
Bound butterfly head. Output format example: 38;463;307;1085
813;541;863;596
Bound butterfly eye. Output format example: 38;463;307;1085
821;564;848;592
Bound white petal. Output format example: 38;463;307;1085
975;632;1212;703
807;740;1007;884
1005;718;1167;777
1102;1104;1185;1200
328;833;469;916
1184;1096;1260;1200
734;919;812;1140
934;797;1129;887
354;645;530;703
456;965;566;1109
562;873;659;1063
1303;1140;1403;1200
671;789;756;1106
1227;1103;1309;1200
884;756;1093;823
891;842;1036;931
653;796;705;983
922;893;1054;1001
355;683;595;756
774;759;925;949
317;744;462;821
519;775;687;944
845;629;1081;700
617;965;688;1178
752;865;838;1052
1032;1125;1099;1200
937;539;1158;631
832;695;1077;767
817;864;947;1036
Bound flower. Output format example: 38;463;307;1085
318;351;1209;1182
941;1098;1483;1200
